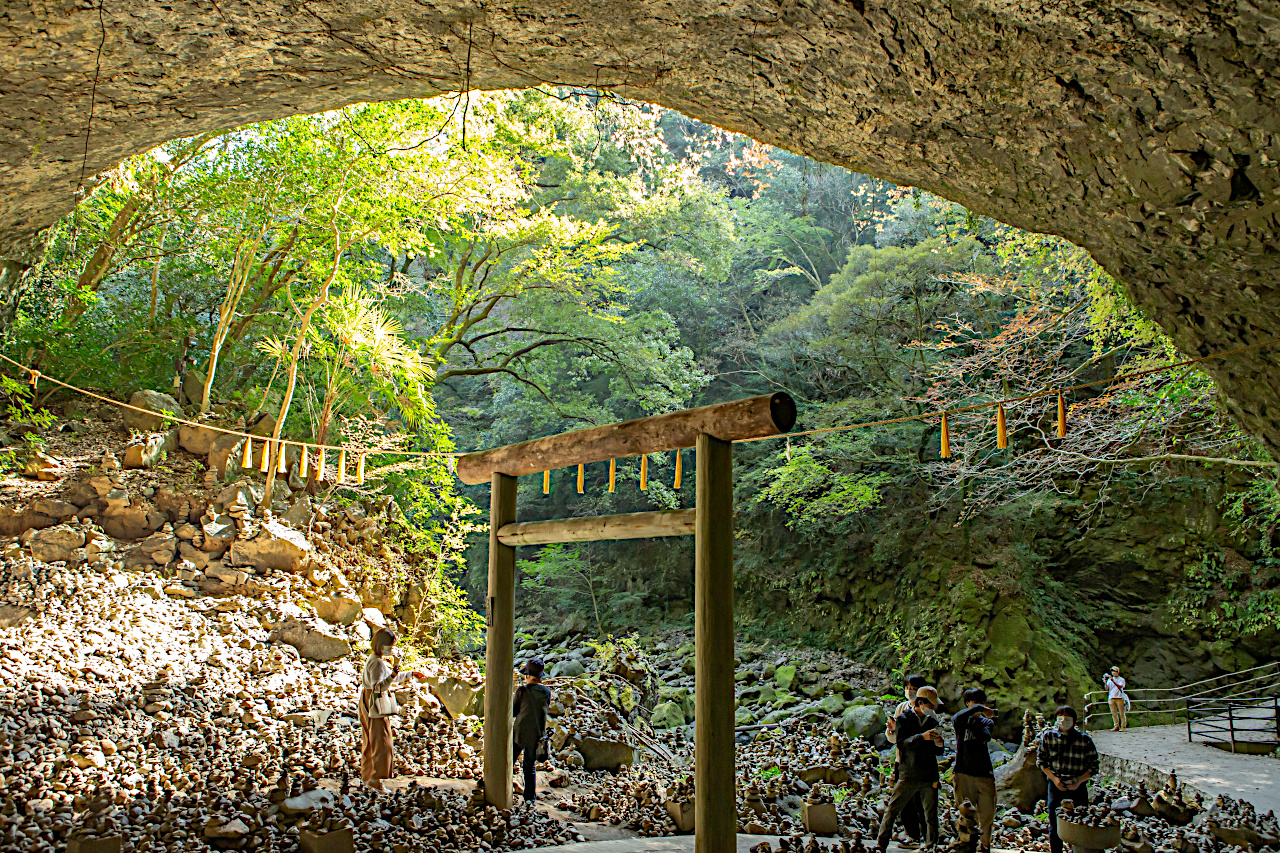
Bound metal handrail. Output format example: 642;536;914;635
1084;661;1280;700
1084;662;1280;730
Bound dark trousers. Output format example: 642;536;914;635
1047;781;1089;853
890;760;925;840
877;778;939;850
512;740;538;803
902;790;926;840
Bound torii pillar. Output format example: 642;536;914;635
456;393;796;853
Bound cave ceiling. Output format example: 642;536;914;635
3;0;1280;450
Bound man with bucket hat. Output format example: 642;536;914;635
512;658;552;805
877;685;945;852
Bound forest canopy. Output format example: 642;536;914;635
9;89;1279;673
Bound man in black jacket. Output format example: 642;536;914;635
952;687;997;852
877;685;944;852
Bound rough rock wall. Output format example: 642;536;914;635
3;0;1280;449
737;469;1279;723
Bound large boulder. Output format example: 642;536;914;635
774;664;797;691
0;606;33;628
651;701;686;729
178;422;221;455
181;369;207;409
200;512;236;555
577;737;635;771
550;658;586;678
208;433;247;480
282;495;314;527
268;618;351;661
424;674;483;718
121;390;184;432
30;498;76;520
995;743;1045;812
246;412;276;437
216;482;260;514
122;433;169;469
101;496;165;540
230;520;310;572
312;593;363;625
29;524;86;563
839;704;887;741
137;531;177;566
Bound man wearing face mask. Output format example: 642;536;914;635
1036;705;1100;853
877;686;945;853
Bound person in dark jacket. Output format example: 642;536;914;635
885;674;930;845
512;658;552;805
952;687;997;852
877;685;944;852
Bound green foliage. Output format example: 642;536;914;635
754;442;893;533
1;374;56;436
1168;547;1280;637
888;628;916;684
518;544;607;637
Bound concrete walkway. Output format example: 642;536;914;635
1093;724;1280;815
523;838;985;853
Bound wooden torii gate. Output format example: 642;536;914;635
454;392;796;853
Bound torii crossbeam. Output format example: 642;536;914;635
454;393;796;853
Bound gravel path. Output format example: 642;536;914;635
1093;724;1280;815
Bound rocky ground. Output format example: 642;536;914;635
0;392;1276;853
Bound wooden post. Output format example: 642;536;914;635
695;433;734;853
483;472;518;808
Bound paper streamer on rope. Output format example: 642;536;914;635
576;463;584;494
276;442;289;474
996;404;1008;449
241;436;253;470
258;439;271;472
357;453;366;485
639;454;648;491
1057;392;1067;438
298;446;309;478
543;470;550;494
673;450;682;489
608;459;616;493
316;448;327;482
337;449;347;484
28;369;38;391
940;413;951;459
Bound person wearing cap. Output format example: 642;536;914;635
1103;666;1128;731
885;674;930;846
1037;705;1099;853
360;628;426;790
512;658;552;805
877;685;944;853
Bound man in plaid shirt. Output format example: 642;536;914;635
1037;705;1099;853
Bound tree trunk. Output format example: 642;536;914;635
62;196;140;325
262;287;328;509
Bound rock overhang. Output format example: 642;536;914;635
2;0;1279;449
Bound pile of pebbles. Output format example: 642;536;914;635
0;554;581;853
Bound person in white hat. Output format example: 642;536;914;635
1103;666;1128;731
